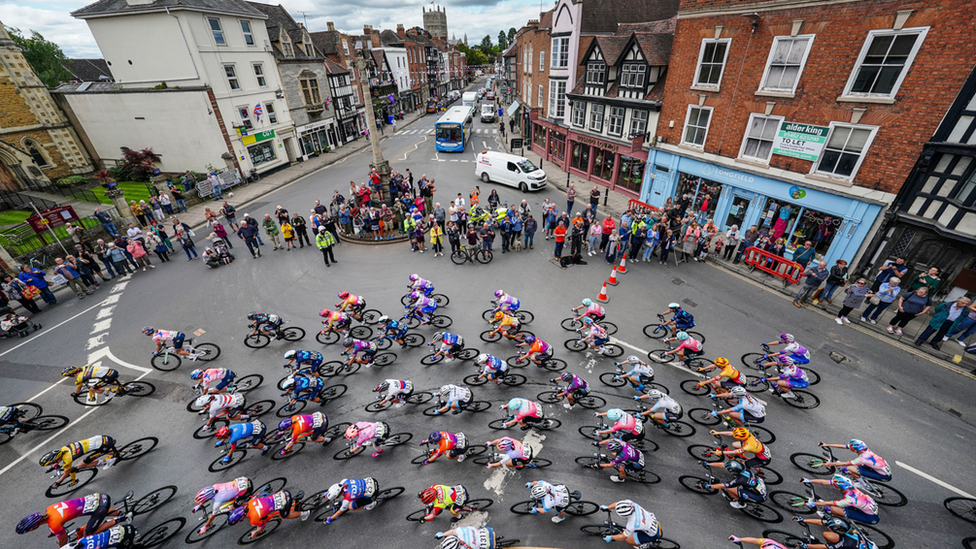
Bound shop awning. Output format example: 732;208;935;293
506;100;521;118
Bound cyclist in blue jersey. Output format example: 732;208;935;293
284;350;323;374
321;478;379;524
214;421;271;462
475;353;509;384
378;316;411;349
660;303;694;337
428;332;465;362
281;373;326;406
66;524;135;549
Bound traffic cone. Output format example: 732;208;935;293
596;281;610;302
618;252;628;274
607;265;619;286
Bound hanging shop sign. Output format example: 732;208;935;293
772;122;829;162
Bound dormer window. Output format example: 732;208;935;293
586;62;605;85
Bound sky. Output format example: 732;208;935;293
0;0;551;58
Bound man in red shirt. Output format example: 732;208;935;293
554;221;567;259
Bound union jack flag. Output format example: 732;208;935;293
253;103;264;122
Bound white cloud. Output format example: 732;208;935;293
1;0;544;58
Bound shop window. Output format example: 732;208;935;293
682;105;712;148
815;124;877;180
844;28;928;98
759;36;813;93
787;208;843;255
676;173;722;222
693;39;730;88
248;141;277;166
533;124;547;148
593;149;615;181
740;114;782;163
550;133;566;162
571;143;590;172
618;155;645;193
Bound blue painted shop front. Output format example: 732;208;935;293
640;150;883;266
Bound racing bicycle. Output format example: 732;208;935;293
410;439;488;465
575;452;661;485
678;459;783;523
686;397;776;444
405;498;493;522
185;477;287;543
564;329;624;358
0;403;68;445
187;374;263;412
45;437;160;497
510;490;599;517
332;431;413;460
788;444;907;506
244;321;306;348
643;313;705;342
72;379;155;407
579;508;680;548
151;340;220;371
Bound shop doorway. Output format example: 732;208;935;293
725;194;752;230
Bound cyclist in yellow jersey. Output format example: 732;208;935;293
62;366;122;403
39;435;119;486
488;311;520;341
696;357;746;392
710;427;772;469
418;484;468;522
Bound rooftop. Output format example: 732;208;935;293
62;58;113;82
72;0;266;19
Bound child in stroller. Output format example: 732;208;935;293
204;238;235;268
0;306;40;338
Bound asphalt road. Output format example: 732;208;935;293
0;78;974;549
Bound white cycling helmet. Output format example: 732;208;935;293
615;501;635;516
729;386;748;398
627;355;640;363
476;353;489;365
326;483;343;500
194;395;213;409
440;384;453;395
530;485;548;500
668;302;680;309
441;536;461;549
647;390;664;400
284;350;297;360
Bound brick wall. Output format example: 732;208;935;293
527;25;551;116
657;0;976;194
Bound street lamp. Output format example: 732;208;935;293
355;47;392;206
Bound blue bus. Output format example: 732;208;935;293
435;106;474;152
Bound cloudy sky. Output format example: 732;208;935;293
1;0;551;58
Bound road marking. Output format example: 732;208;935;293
26;378;67;403
399;136;425;161
0;299;106;358
896;461;976;498
103;294;121;305
450;160;459;162
90;319;111;334
95;307;115;320
87;347;151;374
110;281;128;293
86;333;108;350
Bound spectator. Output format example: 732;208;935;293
479;222;495;252
280;219;296;251
339;207;352;236
176;229;199;261
107;243;134;275
149;196;164;221
129;201;146;226
75;245;110;284
139;200;155;223
553;220;566;259
861;277;901;323
93;208;119;238
406;169;415;198
446;221;461;256
210;220;232;249
149;221;174;251
511;212;523;250
566;183;577;215
631;222;646;261
834;278;873;325
433;203;447;231
605;228;621;264
816;260;848;304
682;221;700;260
499;215;512;254
734;224;760;264
944;299;976;346
159;192;173;216
126;237;154;271
208;173;222;200
182;170;196;192
237;220;261;258
909;266;941;292
145;231;170;263
722;225;740;261
262;214;282;250
430;220;444;257
466;224;480;250
871;257;908;292
220;202;237;228
523;214;537;250
3;275;40;314
315;226;337;267
659;230;676;265
94;239;117;278
793;261;828;307
65;253;97;292
915;297;972;350
243;214;265;246
126;223;144;243
369;169;384;202
114;235;139;269
886;287;932;336
793;241;817;270
486;189;500;210
19;265;56;305
292;213;310;248
589;186;601;218
599;215;615;253
53;257;86;299
171;186;187;212
642;223;659;262
275;205;290;226
570;217;584;257
587;219;601;256
65;222;91;253
412;220;425;253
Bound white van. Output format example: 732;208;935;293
475;151;547;192
480;104;496;122
462;91;478;108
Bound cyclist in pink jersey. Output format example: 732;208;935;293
594;408;645;445
145;327;189;356
345;421;390;457
662;331;703;364
572;298;605;321
484;436;528;469
805;474;880;525
819;439;892;482
499;398;543;429
193;476;252;535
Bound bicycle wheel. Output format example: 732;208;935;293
804;368;822;386
524;458;551;469
244;333;270;349
209;450;247;472
945;497;976;523
560;317;582;331
688;408;721;426
238;518;280;545
461;401;490;413
333;446;364;460
575;455;605;468
515;310;534;324
685;357;713;371
137;517;186;548
430;315;453;328
422;404;447;417
316;330;340;345
463;445;488;459
282;327;306;342
463;374;488;386
382;433;413;447
686;331;705;343
648;538;680;549
498;373;527;386
748;376;771;392
750;426;777;445
403;333;425;347
231;375;263;394
509;500;538;515
451;251;468;265
761;530;807;549
194;420;229;439
194;343;221;361
123;381;156;398
405;508;428;521
11;402;43;420
740;353;768;371
271;441;305;461
361;310;383;325
350;325;373;339
151;352;182;372
597;322;618;336
46;468;97;498
687;444;723;462
276;400;306;418
300;490;331;512
25;415;69;432
678;475;717;494
496;537;520;548
599;372;628;388
643;323;667;338
457;348;480;360
581;523;623;537
534;418;561;430
855;524;893;549
133;485;178;515
577;395;608;409
375;486;405;503
564;338;587;352
783;390;820;409
420;353;444;366
319;361;360;377
459;498;493;516
373;352;397;367
662;420;696;438
769;491;816;515
119;437;159;461
680;379;710;396
476;250;493;264
541;358;567;372
480;330;501;342
537;391;564;404
565;500;599;516
789;452;835;475
867;481;907;507
432;294;450;307
246;400;275;417
185;517;227;544
742;503;783;523
72;391;112;407
488;419;510;430
647;349;674;363
628;469;661;484
578;426;603;441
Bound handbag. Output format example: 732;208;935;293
21;285;40;300
869;295;881;305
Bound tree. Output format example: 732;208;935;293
497;30;508;51
5;27;71;88
480;35;493;55
508;27;517;44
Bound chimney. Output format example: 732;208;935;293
397;24;405;38
363;25;372;35
371;28;381;48
125;0;154;6
297;22;304;29
327;22;335;32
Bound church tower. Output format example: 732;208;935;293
422;5;448;41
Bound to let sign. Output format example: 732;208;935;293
772;122;829;162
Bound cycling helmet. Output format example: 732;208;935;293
16;513;45;534
523;335;536;344
831;474;854;491
61;366;81;377
725;460;745;474
194;395;214;409
493;311;505;320
506;398;522;410
420;487;438;505
560;372;574;382
215;427;231;439
668;303;680;310
326;483;342;501
494;290;505;298
729;386;748;398
732;427;750;440
824;517;853;534
606;440;623;453
778;356;795;367
189;369;204;380
496;439;514;451
581;298;593;306
714;357;729;367
195;487;216;505
780;333;795;343
848;439;868;453
427;431;442;443
441;536;461;549
675;331;689;340
530;485;548;500
476;353;489;365
39;449;65;467
227;506;247;525
375;381;390;393
246;312;262;320
319;308;333;317
278;418;292;431
342;337;354;346
582;317;594;325
615;501;635;517
627;355;640;363
344;425;360;439
606;409;624;420
378;315;390;324
409;274;419;281
338;291;349;299
440;385;453;395
432;332;444;341
647;389;664;400
281;377;295;391
284;350;297;361
141;326;154;335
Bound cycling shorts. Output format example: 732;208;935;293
593;337;608;346
570;388;589;399
350;495;373;510
214;372;237;391
744;456;771;469
720;380;745;389
742;411;765;423
785;378;809;389
857;465;892;482
737;488;765;503
90;371;120;389
842;507;879;525
825;535;861;549
172;332;185;349
85;494;112;534
683;348;704;357
623;460;644;471
661;411;681;421
675;322;694;330
521;415;542;425
789;353;810;364
633;530;660;545
82;437;117;464
620;430;645;443
359;347;377;358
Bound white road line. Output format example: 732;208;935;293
896;461;976;498
399;136;425;161
0;299;106;358
483;141;488;149
87;347;151;374
26;378;67;403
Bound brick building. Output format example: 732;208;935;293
510;11;554;139
644;0;976;266
310;24;367;142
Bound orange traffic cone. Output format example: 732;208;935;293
618;252;628;274
596;281;610;302
607;265;619;286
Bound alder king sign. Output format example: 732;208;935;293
772;122;830;162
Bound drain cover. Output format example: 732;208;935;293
671;278;685;286
682;299;697;308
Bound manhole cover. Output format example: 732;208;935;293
682;299;697;308
671;278;685;286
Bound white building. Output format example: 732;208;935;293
65;0;297;175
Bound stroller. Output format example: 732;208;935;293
204;238;235;269
0;307;41;339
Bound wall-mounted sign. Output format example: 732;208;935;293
788;185;807;200
242;130;275;146
772;122;829;162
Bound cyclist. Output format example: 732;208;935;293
759;356;809;399
341;337;377;366
194;393;249;432
633;390;683;426
818;439;891;483
579;317;611;353
284;350;323;374
803;474;880;525
240;489;308;539
475;353;509;384
660;303;695;337
431;384;473;415
321;477;379;524
374;379;414;408
589;438;645;483
594;409;645;445
335;291;367;315
697;357;746;391
710;427;772;470
319;308;353;335
246;311;282;338
787;516;876;549
377;315;411;349
572;298;605;322
215;420;270;462
190;368;236;394
763;333;811;364
418;484;469;522
491;290;521;314
727;535;790;548
703;460;768;509
193;477;253;536
661;331;704;365
281;373;326;406
435;526;500;549
16;493;126;547
499;397;544;429
615;356;656;392
277;412;332;455
550;372;589;409
523;480;571;523
63;365;122;404
40;435;119;486
344;421;390;458
409;274;435;294
600;499;662;547
515;334;551;366
488;310;521;341
67;524;135;549
484;437;529;470
143;326;191;357
429;331;465;362
420;431;471;464
407;293;439;325
709;386;766;426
